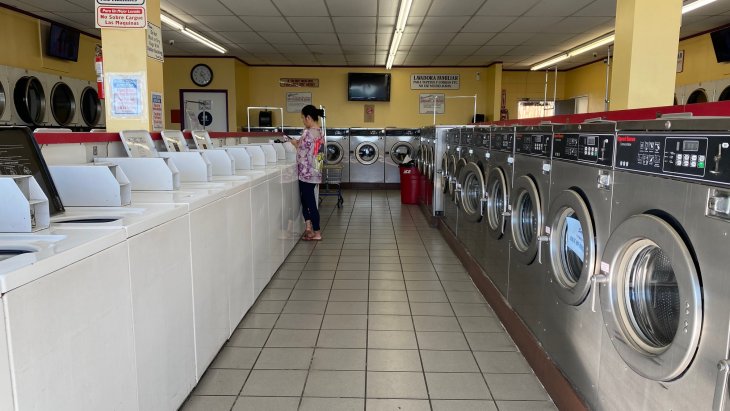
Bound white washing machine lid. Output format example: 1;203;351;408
599;213;702;381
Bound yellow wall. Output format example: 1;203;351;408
676;32;730;93
246;66;487;128
235;60;250;129
502;70;565;119
0;7;97;80
563;61;610;113
162;57;239;131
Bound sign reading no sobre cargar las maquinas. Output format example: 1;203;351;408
96;0;147;29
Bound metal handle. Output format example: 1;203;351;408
536;235;549;264
479;197;487;217
591;274;608;312
713;359;730;411
500;206;511;235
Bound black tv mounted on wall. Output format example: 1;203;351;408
348;73;391;101
711;26;730;63
47;23;81;62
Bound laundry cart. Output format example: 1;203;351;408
319;163;344;208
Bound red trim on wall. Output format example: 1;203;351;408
34;131;285;145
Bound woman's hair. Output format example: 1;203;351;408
301;105;325;122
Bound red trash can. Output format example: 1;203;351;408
399;166;419;204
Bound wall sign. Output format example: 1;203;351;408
95;0;147;29
280;78;319;88
146;22;164;62
151;92;163;131
411;74;460;90
419;94;445;114
677;50;684;73
286;92;312;113
364;105;375;123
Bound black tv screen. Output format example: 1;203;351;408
348;73;391;101
711;27;730;63
47;23;80;62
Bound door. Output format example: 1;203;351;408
451;158;467;198
355;141;379;165
510;175;543;264
547;190;597;305
390;142;412;165
485;166;509;240
180;90;228;132
459;162;486;222
326;141;344;164
600;214;702;381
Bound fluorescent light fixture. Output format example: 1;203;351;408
531;54;569;71
568;34;615;57
386;0;413;69
682;0;717;13
160;12;227;54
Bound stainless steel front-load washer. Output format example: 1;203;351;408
349;128;384;183
385;128;419;183
541;122;616;407
325;128;349;183
482;126;515;296
442;127;461;235
457;126;491;267
422;125;450;216
507;124;553;342
594;118;730;410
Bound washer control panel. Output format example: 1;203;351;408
553;133;615;167
515;133;551;157
616;133;730;185
490;131;514;153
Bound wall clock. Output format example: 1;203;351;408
190;64;213;87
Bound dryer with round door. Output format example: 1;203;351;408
441;127;462;236
482;126;515;296
594;118;730;411
712;77;730;101
0;66;11;125
457;126;490;268
349;128;384;183
541;122;616;407
385;128;419;183
507;125;553;342
325;128;349;183
47;75;76;128
9;68;48;127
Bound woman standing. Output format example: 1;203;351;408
292;105;325;241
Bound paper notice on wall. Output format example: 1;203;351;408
107;73;146;119
286;92;312;112
419;94;445;114
151;92;163;130
146;22;164;62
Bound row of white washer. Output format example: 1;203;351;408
0;65;105;128
0;156;302;410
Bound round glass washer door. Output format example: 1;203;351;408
600;214;702;381
485;167;509;240
459;162;486;222
81;87;102;127
451;158;467;197
547;190;597;305
441;155;450;194
326;142;344;164
355;142;379;165
14;76;46;125
50;82;76;126
416;146;424;174
510;175;543;264
390;142;412;164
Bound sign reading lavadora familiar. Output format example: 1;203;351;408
410;74;460;90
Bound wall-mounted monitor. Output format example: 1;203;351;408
348;73;391;101
711;27;730;63
47;23;81;62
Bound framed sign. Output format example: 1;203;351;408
419;94;445;114
411;74;459;90
280;78;319;88
286;92;312;112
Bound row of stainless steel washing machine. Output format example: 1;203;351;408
442;118;730;410
0;65;105;128
324;127;420;183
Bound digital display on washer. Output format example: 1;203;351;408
0;127;64;215
683;140;700;152
586;136;596;146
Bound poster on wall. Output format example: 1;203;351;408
146;23;164;62
107;73;146;119
151;92;163;131
677;50;684;73
411;74;460;90
419;94;445;114
286;92;312;112
364;105;375;122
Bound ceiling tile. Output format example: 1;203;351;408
1;0;43;11
332;17;377;33
287;17;335;32
404;56;435;65
460;56;496;65
346;55;376;64
487;32;535;46
525;32;578;46
542;17;613;34
339;33;376;45
241;44;281;53
195;15;247;32
286;53;320;63
474;44;515;55
273;0;328;16
477;0;540;16
376;45;389;52
165;0;231;15
219;31;267;43
241;16;293;32
219;0;280;15
574;0;616;17
410;0;433;17
326;0;377;16
428;0;485;16
440;45;481;55
309;44;342;53
462;16;516;32
262;32;303;43
394;54;407;65
525;0;594;17
414;32;457;45
377;33;393;47
400;33;417;46
378;17;396;33
450;32;496;45
375;55;387;65
379;0;399;17
419;16;471;32
503;16;564;33
299;32;340;44
341;45;376;54
54;12;94;26
22;0;87;12
408;45;447;55
431;56;466;65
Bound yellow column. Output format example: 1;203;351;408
484;63;503;122
609;0;682;110
100;0;163;131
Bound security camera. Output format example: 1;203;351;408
169;39;175;46
592;52;598;58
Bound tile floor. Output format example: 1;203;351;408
181;190;556;411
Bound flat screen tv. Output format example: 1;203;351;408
47;23;80;62
711;27;730;63
348;73;391;101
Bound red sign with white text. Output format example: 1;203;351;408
95;6;147;28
